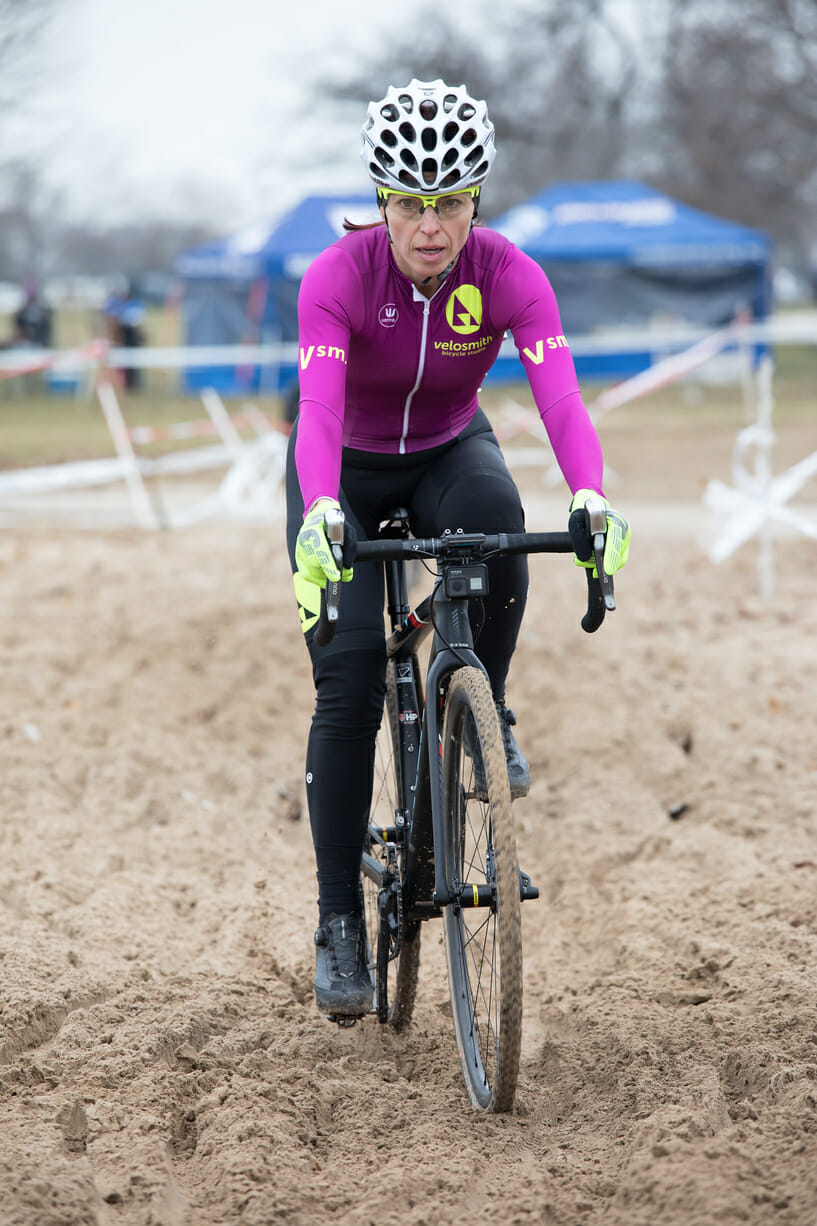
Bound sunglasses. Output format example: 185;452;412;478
378;186;480;218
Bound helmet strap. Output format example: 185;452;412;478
377;190;394;243
421;258;456;288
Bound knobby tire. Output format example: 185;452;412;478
441;667;523;1112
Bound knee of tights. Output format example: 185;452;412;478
312;647;386;739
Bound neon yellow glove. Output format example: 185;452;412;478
294;497;353;587
569;489;631;575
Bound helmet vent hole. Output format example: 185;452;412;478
419;99;438;120
461;127;477;148
465;146;484;168
399;121;416;144
381;130;397;148
441;148;458;170
458;103;476;121
380;103;399;122
421;158;439;186
421;128;437;151
401;148;419;171
398;93;414;113
443;93;458;113
442;121;459;143
398;169;420;189
440;170;461;190
375;149;396;170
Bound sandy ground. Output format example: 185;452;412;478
1;405;817;1225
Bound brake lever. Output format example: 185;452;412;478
584;496;616;612
323;507;345;626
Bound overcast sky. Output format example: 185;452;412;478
17;0;644;233
27;0;459;229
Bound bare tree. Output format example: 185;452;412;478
54;219;217;280
298;0;646;215
656;0;817;256
0;0;59;279
0;160;65;282
0;0;57;158
298;0;817;261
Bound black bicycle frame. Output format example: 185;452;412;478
358;518;603;920
379;535;507;913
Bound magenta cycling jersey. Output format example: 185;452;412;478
294;224;604;512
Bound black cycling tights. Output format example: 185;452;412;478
286;410;528;922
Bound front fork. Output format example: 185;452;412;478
421;590;487;909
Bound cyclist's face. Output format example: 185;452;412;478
380;191;476;292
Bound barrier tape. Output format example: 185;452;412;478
495;324;743;449
0;314;814;377
588;325;740;420
0;341;299;374
2;323;814;558
128;407;285;445
0;338;108;380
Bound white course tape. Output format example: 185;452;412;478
703;355;817;596
588;325;739;420
128;407;277;445
0;456;134;496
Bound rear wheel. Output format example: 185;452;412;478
362;659;421;1030
441;667;523;1112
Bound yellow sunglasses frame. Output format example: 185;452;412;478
377;186;481;212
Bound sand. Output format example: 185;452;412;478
1;405;816;1225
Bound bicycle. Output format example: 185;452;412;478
314;500;615;1112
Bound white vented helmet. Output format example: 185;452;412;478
361;78;496;194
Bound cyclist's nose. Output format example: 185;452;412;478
418;205;442;233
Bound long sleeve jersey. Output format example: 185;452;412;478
294;224;604;512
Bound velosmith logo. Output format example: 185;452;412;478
299;344;347;370
445;285;482;335
522;336;569;364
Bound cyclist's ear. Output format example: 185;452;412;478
341;520;358;568
568;506;593;563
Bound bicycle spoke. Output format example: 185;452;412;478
462;913;500;1066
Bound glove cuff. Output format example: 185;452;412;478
570;488;606;513
304;495;339;520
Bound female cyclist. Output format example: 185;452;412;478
285;79;630;1018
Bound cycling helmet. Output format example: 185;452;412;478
361;78;496;194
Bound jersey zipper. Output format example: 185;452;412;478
399;290;432;454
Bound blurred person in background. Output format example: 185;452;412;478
286;78;631;1018
0;281;54;394
102;279;146;390
11;280;53;349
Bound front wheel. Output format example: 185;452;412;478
441;667;523;1112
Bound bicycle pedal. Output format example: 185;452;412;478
325;1013;358;1028
519;870;540;902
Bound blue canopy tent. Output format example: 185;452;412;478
488;179;772;380
174;193;378;393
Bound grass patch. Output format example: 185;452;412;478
0;388;289;469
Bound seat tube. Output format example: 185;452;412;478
385;557;410;630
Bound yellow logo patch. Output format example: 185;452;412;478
446;285;482;336
293;572;322;634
